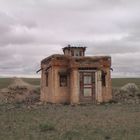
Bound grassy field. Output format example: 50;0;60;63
0;103;140;140
0;77;140;140
0;77;140;89
112;78;140;89
0;78;40;89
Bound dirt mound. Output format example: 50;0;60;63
112;83;140;104
0;77;40;105
121;83;139;93
8;77;34;90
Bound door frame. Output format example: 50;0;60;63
79;70;96;103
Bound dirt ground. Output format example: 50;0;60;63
0;103;140;140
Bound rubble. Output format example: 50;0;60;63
0;77;40;105
112;83;140;104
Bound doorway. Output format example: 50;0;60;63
79;72;95;102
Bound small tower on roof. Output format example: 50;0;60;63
63;44;86;57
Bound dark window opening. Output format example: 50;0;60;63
76;51;79;56
79;51;82;56
60;75;67;87
71;50;74;56
102;71;106;86
45;72;48;86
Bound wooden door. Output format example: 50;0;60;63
80;72;95;102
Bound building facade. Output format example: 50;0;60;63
40;45;112;104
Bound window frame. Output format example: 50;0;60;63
59;74;67;87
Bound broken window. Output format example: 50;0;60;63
45;72;48;86
60;75;67;87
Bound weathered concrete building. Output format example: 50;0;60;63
40;45;112;104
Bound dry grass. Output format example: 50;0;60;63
0;103;140;140
112;78;140;89
0;78;140;140
0;78;40;89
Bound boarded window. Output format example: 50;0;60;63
45;72;48;86
60;75;67;87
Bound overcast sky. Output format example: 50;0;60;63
0;0;140;78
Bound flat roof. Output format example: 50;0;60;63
41;54;111;64
63;45;87;52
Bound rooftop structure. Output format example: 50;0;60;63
63;45;86;56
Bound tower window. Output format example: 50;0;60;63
71;50;74;56
75;50;79;56
79;51;83;56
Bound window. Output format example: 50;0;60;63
71;50;74;56
45;72;48;86
84;75;92;84
79;51;83;56
102;71;106;86
60;75;67;87
75;50;79;56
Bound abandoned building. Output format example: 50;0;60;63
40;45;112;104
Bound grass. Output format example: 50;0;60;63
0;78;13;89
0;77;140;139
39;122;55;132
112;78;140;89
0;77;140;89
0;104;140;140
0;78;40;89
22;78;40;86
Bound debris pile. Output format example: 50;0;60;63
112;83;140;104
0;77;40;105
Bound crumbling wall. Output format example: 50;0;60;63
40;64;53;102
102;68;112;102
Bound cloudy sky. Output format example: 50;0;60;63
0;0;140;78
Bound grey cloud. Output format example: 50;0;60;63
0;0;140;77
0;11;37;46
86;40;140;55
0;44;62;77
